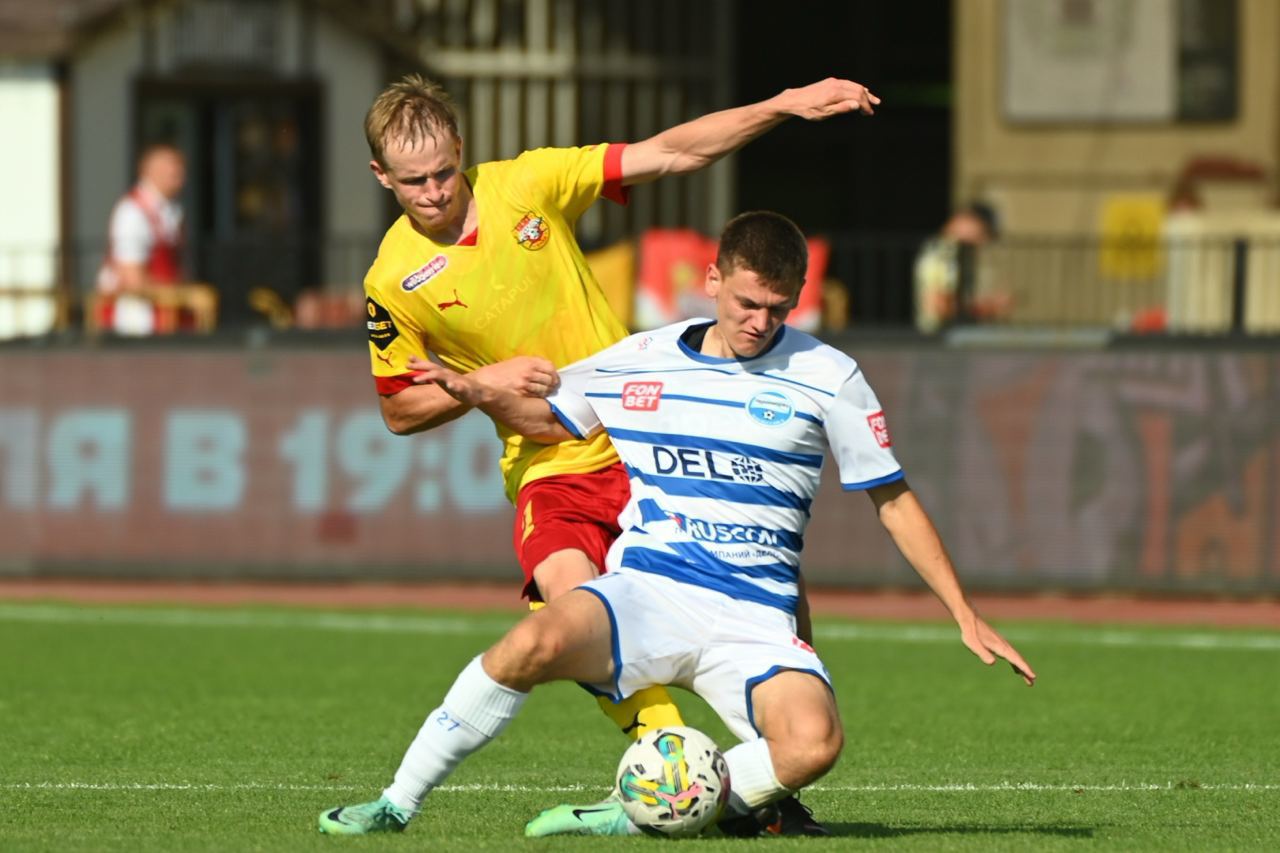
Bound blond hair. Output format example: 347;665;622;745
365;74;460;166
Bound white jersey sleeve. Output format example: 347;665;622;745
826;367;904;490
547;364;600;439
545;339;631;439
546;328;673;439
109;198;155;265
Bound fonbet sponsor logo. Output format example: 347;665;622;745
401;255;448;292
746;390;794;427
365;297;399;350
666;511;784;547
622;382;663;411
867;410;892;448
652;447;765;484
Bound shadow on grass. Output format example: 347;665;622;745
829;822;1095;839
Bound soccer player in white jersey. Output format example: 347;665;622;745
318;211;1036;838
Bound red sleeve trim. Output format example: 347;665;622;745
602;143;630;206
375;373;422;396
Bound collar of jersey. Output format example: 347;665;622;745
676;321;788;364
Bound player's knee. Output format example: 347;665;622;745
485;620;565;690
532;551;598;601
807;723;844;779
775;712;844;786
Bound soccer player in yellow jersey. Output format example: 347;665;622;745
336;74;879;838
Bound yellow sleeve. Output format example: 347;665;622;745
365;281;428;396
509;144;628;222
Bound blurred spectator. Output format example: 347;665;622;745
913;201;1008;332
94;144;215;334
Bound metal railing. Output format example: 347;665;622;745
955;236;1280;335
4;232;1280;340
830;232;1280;336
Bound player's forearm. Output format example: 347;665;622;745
871;482;975;623
470;386;572;444
625;99;786;182
379;384;471;435
626;79;876;182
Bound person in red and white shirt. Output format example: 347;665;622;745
96;144;186;335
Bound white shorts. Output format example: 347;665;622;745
578;569;832;743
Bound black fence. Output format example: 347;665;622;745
3;232;1280;338
828;232;1280;336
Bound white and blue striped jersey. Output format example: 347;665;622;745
547;319;904;615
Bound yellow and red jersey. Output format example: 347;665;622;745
364;143;630;502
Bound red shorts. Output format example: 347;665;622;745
513;462;630;600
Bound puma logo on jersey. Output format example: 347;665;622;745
374;352;394;367
437;289;468;312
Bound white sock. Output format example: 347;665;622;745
722;738;791;816
382;655;526;813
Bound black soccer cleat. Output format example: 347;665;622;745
717;794;829;837
768;794;829;836
717;804;778;838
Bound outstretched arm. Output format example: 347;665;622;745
408;356;573;444
621;77;879;185
868;479;1036;686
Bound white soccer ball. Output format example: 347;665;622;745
615;726;731;836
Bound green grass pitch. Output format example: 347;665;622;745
1;601;1276;851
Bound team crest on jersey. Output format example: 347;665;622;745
513;212;550;250
401;255;449;292
623;381;663;411
746;390;794;427
867;410;892;448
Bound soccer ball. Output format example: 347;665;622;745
615;726;731;836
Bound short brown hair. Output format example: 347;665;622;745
715;211;809;295
137;142;183;167
365;74;461;166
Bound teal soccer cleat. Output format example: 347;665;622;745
524;797;635;837
318;796;411;835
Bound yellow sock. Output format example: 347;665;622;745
529;602;684;738
597;685;684;739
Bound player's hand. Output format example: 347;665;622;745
407;356;489;406
778;77;879;119
472;356;560;399
958;613;1036;686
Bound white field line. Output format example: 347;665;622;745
0;603;516;636
814;623;1280;652
2;781;1276;794
0;603;1277;652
